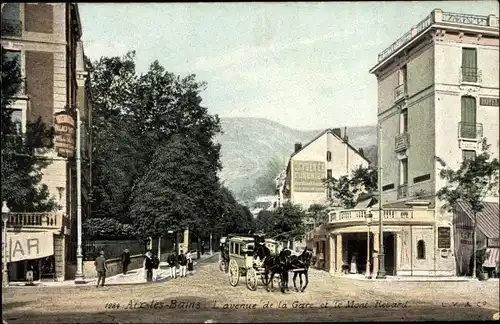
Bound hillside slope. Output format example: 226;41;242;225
216;117;377;202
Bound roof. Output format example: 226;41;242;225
290;129;371;164
456;201;499;239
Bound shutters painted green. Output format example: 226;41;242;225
462;48;477;82
461;96;476;138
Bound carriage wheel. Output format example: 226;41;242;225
228;259;240;287
246;268;258;291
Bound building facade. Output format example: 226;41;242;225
344;9;500;277
282;128;370;253
1;3;93;281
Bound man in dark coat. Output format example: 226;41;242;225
94;250;108;288
144;251;154;282
179;250;188;277
121;249;131;275
167;251;178;279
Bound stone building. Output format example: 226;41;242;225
1;3;93;281
322;9;500;278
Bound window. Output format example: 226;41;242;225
417;240;426;259
327;169;332;179
10;108;23;134
326;151;332;161
461;48;478;83
460;96;477;139
462;150;476;162
1;3;22;37
4;50;22;75
399;158;408;185
399;110;408;134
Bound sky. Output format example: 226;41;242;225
79;2;499;131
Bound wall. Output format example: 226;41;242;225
291;133;327;208
407;42;434;97
83;252;170;279
379;113;400;204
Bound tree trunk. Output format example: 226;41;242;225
472;212;477;279
197;238;201;259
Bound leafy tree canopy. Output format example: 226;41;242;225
1;47;58;212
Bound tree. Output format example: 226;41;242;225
324;165;378;209
86;52;223;240
260;202;306;245
307;204;328;226
1;47;58;212
436;138;499;279
128;135;218;238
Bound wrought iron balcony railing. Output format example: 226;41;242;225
395;133;410;152
1;19;22;37
394;83;407;102
458;122;483;140
397;184;408;199
460;67;482;84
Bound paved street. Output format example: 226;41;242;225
3;256;499;323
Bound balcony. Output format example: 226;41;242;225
1;19;22;37
4;212;66;232
395;133;410;152
394;84;407;102
458;122;483;140
328;208;433;225
397;184;409;199
459;67;482;84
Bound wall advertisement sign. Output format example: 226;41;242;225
54;112;75;158
292;160;325;193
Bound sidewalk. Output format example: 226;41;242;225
8;252;218;287
332;272;497;282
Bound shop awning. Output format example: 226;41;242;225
456;201;499;239
483;248;500;268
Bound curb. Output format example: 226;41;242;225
7;253;219;288
330;275;482;282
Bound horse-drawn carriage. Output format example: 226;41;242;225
225;234;281;291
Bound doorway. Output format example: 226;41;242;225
384;233;397;275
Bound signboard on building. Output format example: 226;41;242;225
54;112;75;158
438;227;451;249
6;231;54;263
459;230;473;245
479;97;499;107
292;160;325;192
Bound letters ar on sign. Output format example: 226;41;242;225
6;232;54;263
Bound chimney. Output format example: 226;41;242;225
344;127;348;142
332;128;342;137
294;142;302;152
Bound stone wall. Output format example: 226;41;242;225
83;252;169;279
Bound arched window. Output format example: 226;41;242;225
326;151;332;161
417;240;426;260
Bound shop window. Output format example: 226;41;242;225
417;240;426;259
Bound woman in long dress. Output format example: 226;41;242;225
187;251;194;275
350;254;358;274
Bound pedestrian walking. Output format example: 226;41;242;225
187;251;194;275
143;251;154;282
201;241;205;255
167;251;177;279
121;249;131;275
152;253;160;281
94;250;108;288
179;250;187;277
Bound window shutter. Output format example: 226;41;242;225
460;96;477;138
462;48;477;82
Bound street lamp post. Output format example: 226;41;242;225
376;123;386;279
2;201;11;287
74;107;85;284
365;207;373;279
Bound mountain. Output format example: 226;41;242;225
216;117;377;202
